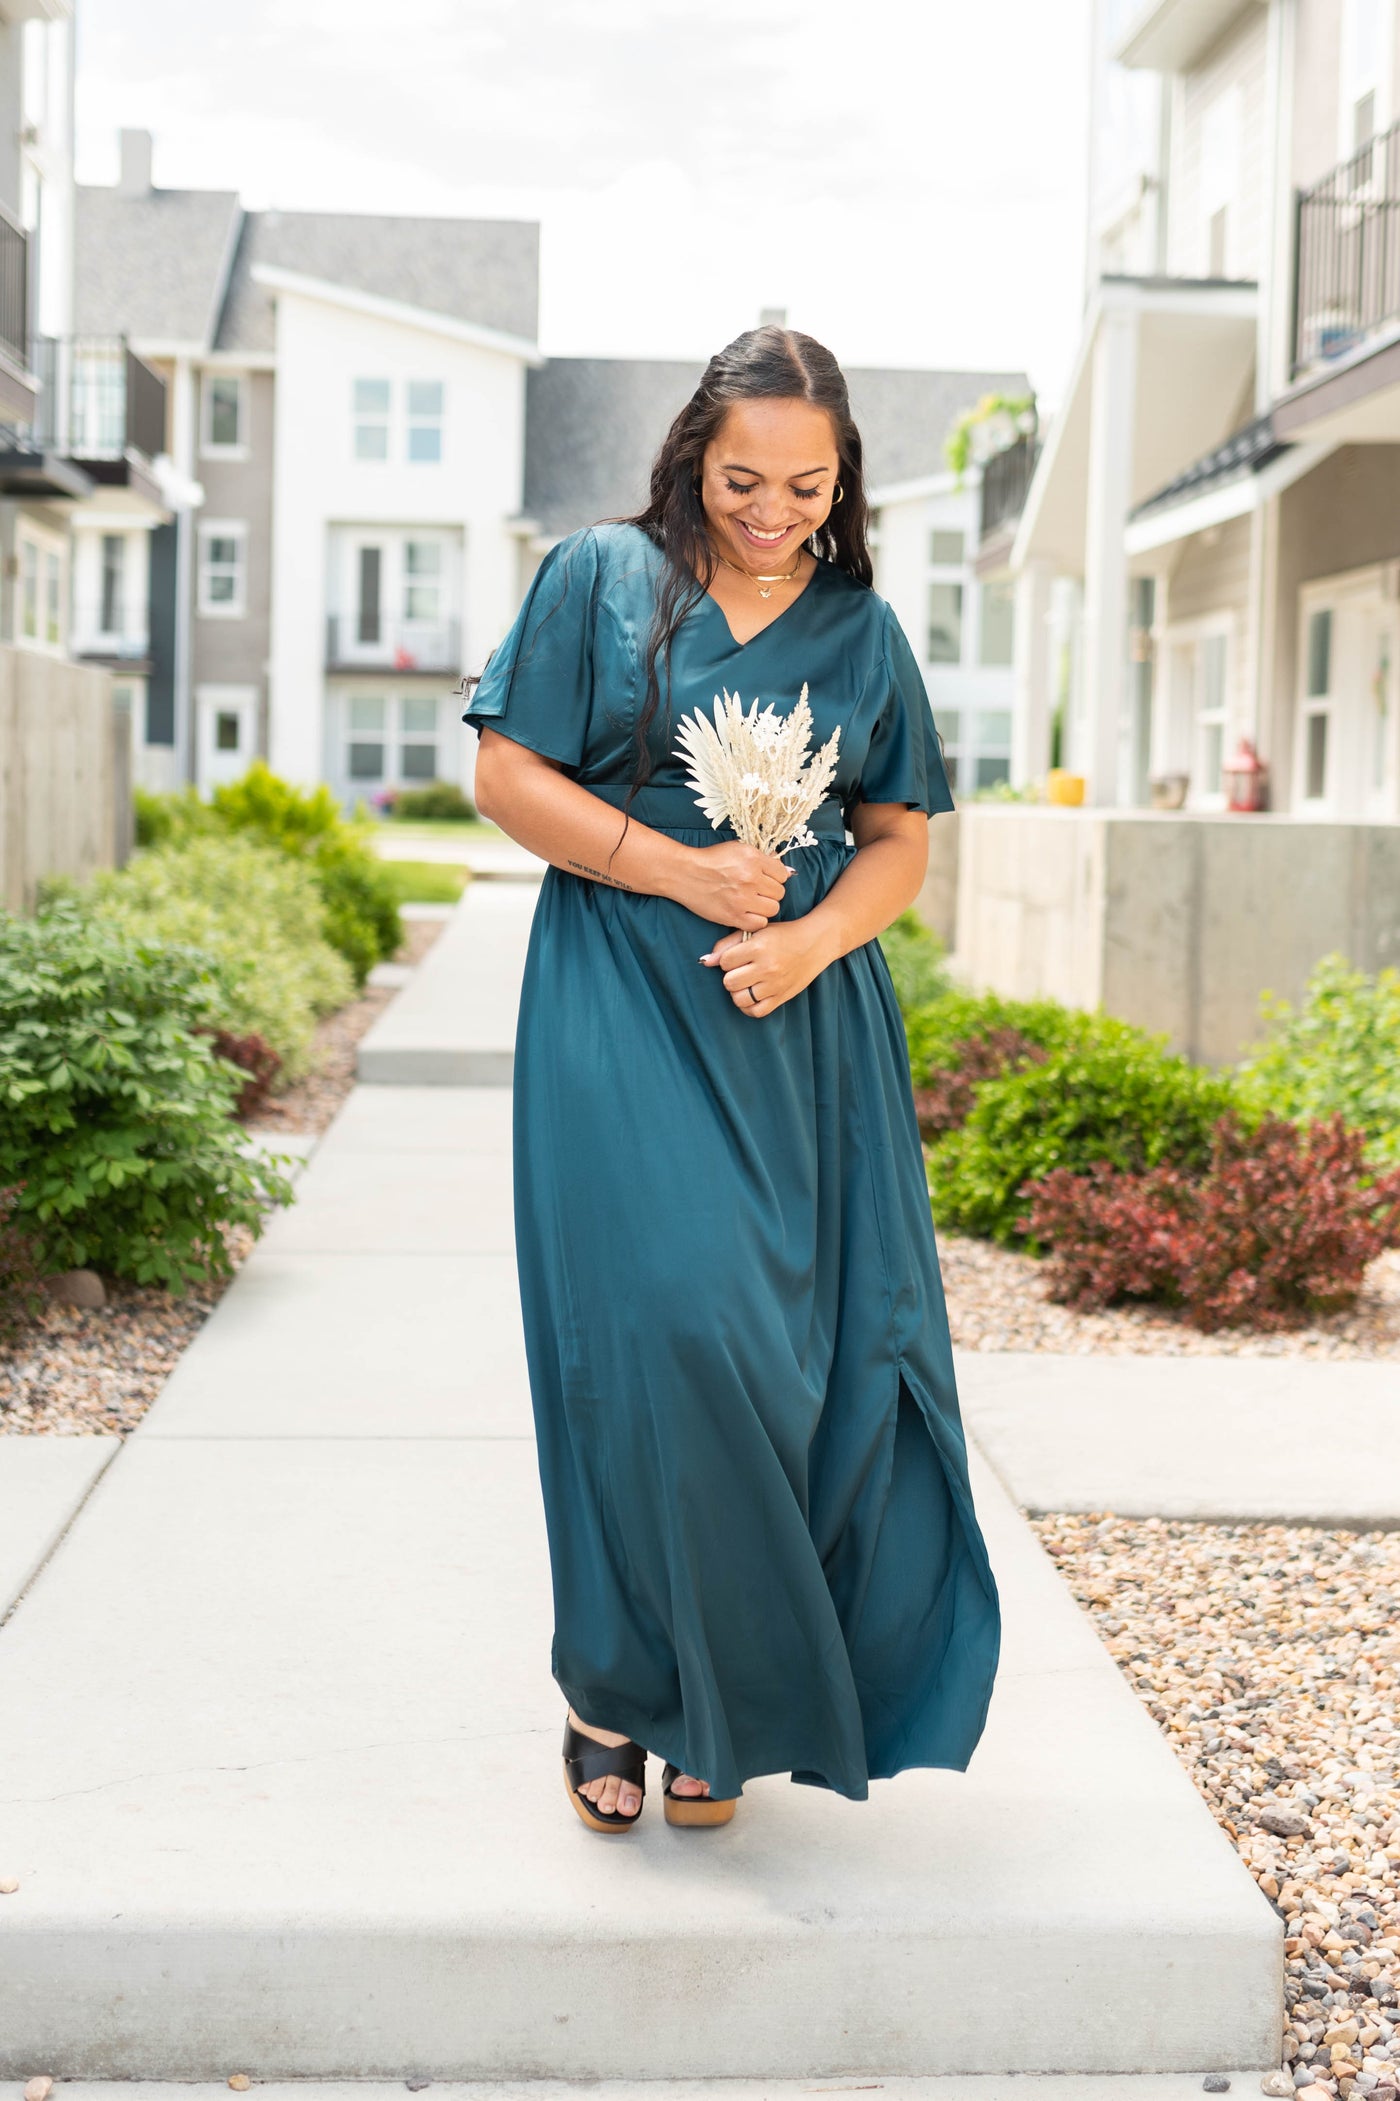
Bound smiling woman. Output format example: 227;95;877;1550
461;323;1000;1837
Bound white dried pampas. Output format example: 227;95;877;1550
674;683;842;944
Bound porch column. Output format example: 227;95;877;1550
1080;304;1138;805
1011;557;1054;785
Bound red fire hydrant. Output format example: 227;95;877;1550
1223;737;1270;812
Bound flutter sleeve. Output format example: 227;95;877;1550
852;600;956;817
460;526;600;770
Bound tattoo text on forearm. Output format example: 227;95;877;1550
566;856;637;891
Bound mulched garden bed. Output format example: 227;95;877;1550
1038;1511;1400;2100
0;917;444;1437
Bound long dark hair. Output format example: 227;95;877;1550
614;324;873;825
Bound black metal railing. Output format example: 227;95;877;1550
979;430;1041;544
1292;116;1400;376
22;336;167;460
325;612;462;673
0;208;29;371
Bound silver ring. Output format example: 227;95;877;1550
747;985;759;1005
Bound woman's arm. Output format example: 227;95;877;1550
701;802;930;1016
473;728;793;932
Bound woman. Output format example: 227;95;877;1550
462;323;1001;1834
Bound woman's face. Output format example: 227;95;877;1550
697;398;841;575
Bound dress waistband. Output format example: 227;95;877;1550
581;780;849;838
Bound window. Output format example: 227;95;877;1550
928;582;963;665
198;521;247;617
976;755;1011;790
353;379;391;461
406;380;444;464
215;709;241;752
1201;87;1241;276
1302;606;1333;803
978;580;1014;667
201;372;247;455
929;529;964;565
1197;631;1228;796
1343;0;1387;157
348;696;387;780
43;550;61;646
404;540;442;620
357;547;382;644
342;694;441;785
19;538;38;640
100;533;125;635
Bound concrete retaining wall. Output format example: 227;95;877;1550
914;807;960;948
954;804;1400;1064
0;646;124;913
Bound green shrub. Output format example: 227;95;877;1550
137;762;404;986
392;781;477;822
1236;953;1400;1167
84;836;354;1080
904;987;1114;1093
0;1184;45;1343
0;903;294;1290
877;909;950;1016
928;1028;1244;1245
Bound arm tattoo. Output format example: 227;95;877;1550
566;856;637;892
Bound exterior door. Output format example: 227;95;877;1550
196;685;255;792
1362;604;1397;819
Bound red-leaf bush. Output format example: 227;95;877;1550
204;1028;282;1121
1020;1112;1400;1332
913;1026;1048;1139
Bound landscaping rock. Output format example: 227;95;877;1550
43;1268;106;1310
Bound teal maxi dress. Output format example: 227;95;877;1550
462;520;1001;1802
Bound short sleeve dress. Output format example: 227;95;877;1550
463;521;1001;1801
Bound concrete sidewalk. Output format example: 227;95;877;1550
0;887;1283;2082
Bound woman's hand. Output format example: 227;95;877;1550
669;840;792;932
699;917;836;1017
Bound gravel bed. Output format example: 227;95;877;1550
0;918;445;1437
1035;1511;1400;2100
939;1228;1400;1359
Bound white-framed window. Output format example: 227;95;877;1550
934;707;1013;795
197;520;248;618
1341;0;1390;158
978;579;1015;668
99;531;125;637
15;518;66;655
1161;616;1232;806
1196;629;1229;798
1201;86;1241;277
403;538;442;620
201;371;248;458
1300;603;1334;807
342;692;443;786
406;380;444;464
927;528;966;668
353;379;391;462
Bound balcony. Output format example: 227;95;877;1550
1291;120;1400;380
0;335;168;504
977;430;1041;571
0;208;35;423
70;602;152;672
325;613;462;676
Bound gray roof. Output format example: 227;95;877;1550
214;210;539;353
73;185;539;354
74;186;242;344
522;357;1032;537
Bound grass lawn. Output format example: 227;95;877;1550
374;818;500;845
380;860;471;905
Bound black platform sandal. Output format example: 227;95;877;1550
661;1761;737;1828
562;1718;648;1833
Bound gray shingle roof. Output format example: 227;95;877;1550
522;357;1032;537
74;184;539;354
214;210;539;353
74;186;242;345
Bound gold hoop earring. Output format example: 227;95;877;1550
833;482;845;504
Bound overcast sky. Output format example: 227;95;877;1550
73;0;1092;409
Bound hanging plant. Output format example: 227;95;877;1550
945;392;1037;487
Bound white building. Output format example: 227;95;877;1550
1006;0;1400;823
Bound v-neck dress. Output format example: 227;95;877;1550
461;521;1001;1800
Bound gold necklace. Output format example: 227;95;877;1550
710;542;804;600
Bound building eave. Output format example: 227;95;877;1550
248;264;546;366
